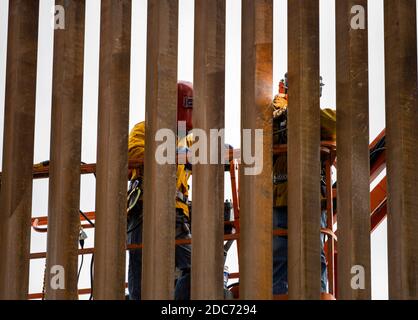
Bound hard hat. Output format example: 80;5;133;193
177;81;193;131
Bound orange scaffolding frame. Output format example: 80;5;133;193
21;130;387;300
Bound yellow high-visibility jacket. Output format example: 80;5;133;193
128;121;192;217
272;98;336;207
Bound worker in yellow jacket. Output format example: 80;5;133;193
272;74;336;295
126;81;194;300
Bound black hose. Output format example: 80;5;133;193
79;210;95;227
89;254;94;300
77;240;85;283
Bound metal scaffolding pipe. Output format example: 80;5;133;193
93;0;131;300
336;0;371;300
287;0;321;299
239;0;273;300
0;0;39;300
44;0;85;300
191;0;226;300
384;0;418;300
142;0;178;300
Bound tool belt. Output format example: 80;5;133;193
127;178;190;215
176;190;188;204
127;178;143;214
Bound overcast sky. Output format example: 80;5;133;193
0;0;405;300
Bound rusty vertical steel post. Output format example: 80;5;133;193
93;0;131;300
44;0;85;300
384;0;418;300
192;0;226;300
239;0;273;300
0;0;39;300
287;0;321;299
336;0;371;300
142;0;178;300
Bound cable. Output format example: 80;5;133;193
76;210;92;298
370;147;386;158
78;209;95;300
79;161;96;300
41;262;47;300
79;210;95;227
77;239;85;283
89;254;94;300
369;136;386;164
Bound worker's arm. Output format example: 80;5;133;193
320;108;336;142
177;132;194;149
128;121;146;180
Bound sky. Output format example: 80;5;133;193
0;0;405;300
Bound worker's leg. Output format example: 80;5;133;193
127;202;143;300
273;206;288;295
320;210;328;293
273;207;328;295
174;208;191;300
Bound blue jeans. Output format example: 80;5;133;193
273;207;328;295
127;203;192;300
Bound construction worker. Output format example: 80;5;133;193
126;81;194;300
271;74;336;295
